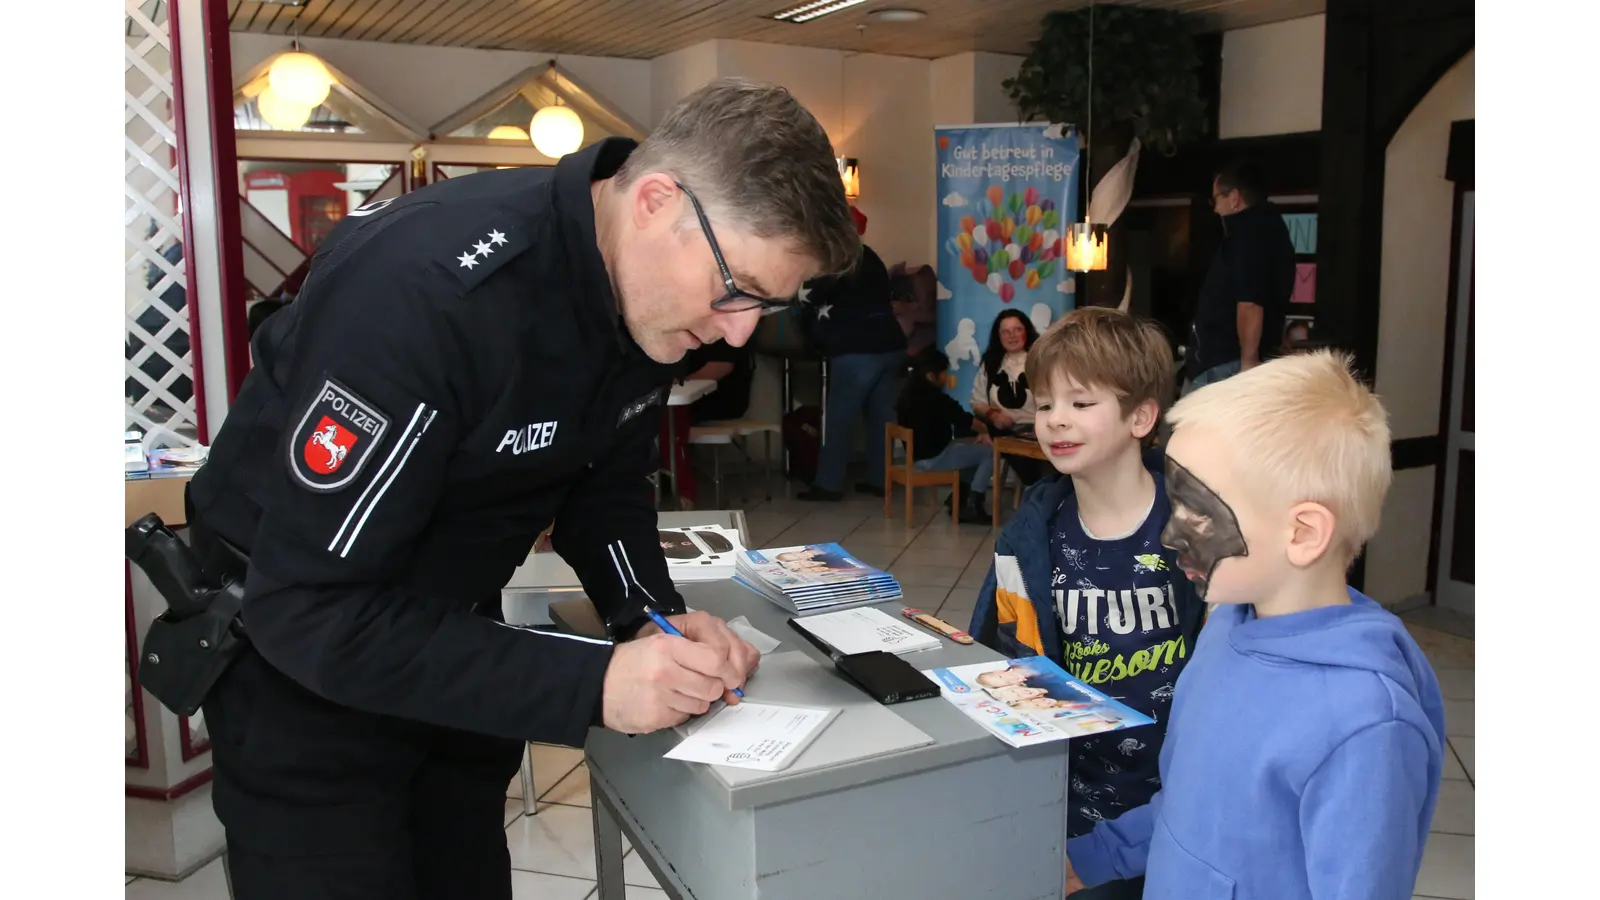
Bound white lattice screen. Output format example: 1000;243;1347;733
125;0;200;450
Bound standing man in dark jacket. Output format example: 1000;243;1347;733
798;236;910;501
1185;163;1297;392
181;79;859;900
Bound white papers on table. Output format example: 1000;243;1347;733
791;607;940;656
664;702;837;772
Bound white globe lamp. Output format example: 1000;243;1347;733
257;87;312;131
487;125;531;142
268;51;333;108
529;106;583;158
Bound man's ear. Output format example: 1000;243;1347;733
1285;501;1337;568
629;173;679;232
1129;399;1160;440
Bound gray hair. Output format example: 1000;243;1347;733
616;77;861;278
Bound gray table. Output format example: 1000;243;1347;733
553;580;1071;900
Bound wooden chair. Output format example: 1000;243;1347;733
884;423;961;524
990;436;1050;529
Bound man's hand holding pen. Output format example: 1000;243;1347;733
600;543;761;734
633;609;761;703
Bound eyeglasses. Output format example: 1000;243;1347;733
675;182;795;317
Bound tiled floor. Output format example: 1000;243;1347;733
127;489;1474;899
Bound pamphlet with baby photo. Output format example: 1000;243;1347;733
734;542;903;615
924;657;1155;748
738;543;897;589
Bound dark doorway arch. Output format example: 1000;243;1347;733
1315;0;1472;591
1316;0;1474;382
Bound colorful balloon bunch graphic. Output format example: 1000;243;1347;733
947;185;1064;303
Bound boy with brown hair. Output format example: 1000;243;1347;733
1063;350;1446;899
968;307;1207;900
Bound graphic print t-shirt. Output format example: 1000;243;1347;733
1051;476;1188;838
970;351;1036;425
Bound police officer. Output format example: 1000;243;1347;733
186;78;860;898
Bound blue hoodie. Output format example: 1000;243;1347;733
1067;588;1447;900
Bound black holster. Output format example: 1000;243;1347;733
126;512;249;717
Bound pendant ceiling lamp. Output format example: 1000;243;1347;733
257;86;312;130
261;15;333;132
1066;1;1108;273
836;157;860;200
487;125;531;142
529;64;584;158
530;106;583;158
268;50;333;109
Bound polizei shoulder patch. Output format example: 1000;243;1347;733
288;377;391;492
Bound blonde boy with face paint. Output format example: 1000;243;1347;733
1063;350;1448;900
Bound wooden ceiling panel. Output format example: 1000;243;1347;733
451;1;571;49
323;0;393;39
230;0;1327;60
341;0;417;42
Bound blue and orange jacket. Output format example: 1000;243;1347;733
966;447;1209;664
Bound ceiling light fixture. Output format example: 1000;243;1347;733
1066;1;1108;273
268;51;333;108
256;86;312;130
528;65;584;158
837;157;860;199
769;0;868;24
868;8;926;22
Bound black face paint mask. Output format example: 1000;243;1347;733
1160;457;1249;599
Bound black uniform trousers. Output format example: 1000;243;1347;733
191;517;524;900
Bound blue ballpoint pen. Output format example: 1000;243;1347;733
609;542;745;699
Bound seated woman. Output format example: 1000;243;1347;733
970;309;1046;487
657;340;756;506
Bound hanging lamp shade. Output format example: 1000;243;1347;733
487;124;531;142
1068;1;1110;276
529;105;583;158
1065;220;1108;272
836;157;860;199
268;51;334;108
256;86;312;131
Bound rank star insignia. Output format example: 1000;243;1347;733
797;286;812;305
444;225;520;287
816;303;833;320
